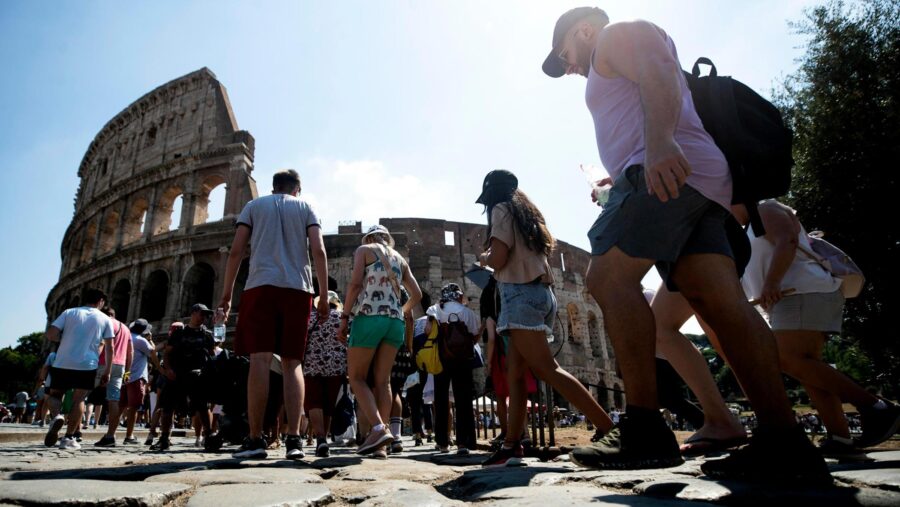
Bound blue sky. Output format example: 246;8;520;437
0;0;818;347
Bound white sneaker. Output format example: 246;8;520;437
59;437;81;450
194;436;203;447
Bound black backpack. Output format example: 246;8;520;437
438;313;475;363
683;57;793;236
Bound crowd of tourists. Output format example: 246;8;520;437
30;6;899;486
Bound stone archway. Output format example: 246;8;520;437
182;262;216;315
111;279;131;322
140;270;169;321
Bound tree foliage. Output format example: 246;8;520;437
775;0;900;397
0;332;44;402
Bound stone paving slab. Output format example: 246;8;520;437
358;489;465;507
329;479;435;505
833;469;900;491
634;477;900;506
145;467;323;486
186;482;333;507
474;485;696;506
0;479;189;506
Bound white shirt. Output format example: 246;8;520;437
51;307;114;371
426;301;480;336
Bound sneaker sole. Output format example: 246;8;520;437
858;412;900;448
233;449;268;459
356;434;394;455
286;452;305;460
44;418;64;447
569;452;684;470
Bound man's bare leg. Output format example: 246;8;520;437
671;253;795;429
585;247;657;409
247;352;273;439
281;358;304;436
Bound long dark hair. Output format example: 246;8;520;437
485;189;555;257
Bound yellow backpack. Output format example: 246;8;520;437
414;316;443;375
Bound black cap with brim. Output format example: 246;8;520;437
542;6;605;78
191;303;214;315
476;169;518;205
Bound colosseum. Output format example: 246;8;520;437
46;68;625;409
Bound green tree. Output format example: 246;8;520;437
0;332;45;401
775;0;900;397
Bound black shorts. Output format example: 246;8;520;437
588;165;749;291
158;371;209;413
48;367;97;392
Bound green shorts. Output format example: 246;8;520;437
349;315;405;349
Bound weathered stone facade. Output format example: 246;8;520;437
46;68;624;409
46;68;258;330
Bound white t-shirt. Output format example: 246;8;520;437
237;193;320;293
129;333;154;383
426;301;480;336
51;307;114;371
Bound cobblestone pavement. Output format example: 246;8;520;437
0;425;898;506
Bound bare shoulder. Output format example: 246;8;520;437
595;20;668;77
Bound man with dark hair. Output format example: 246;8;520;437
272;169;301;193
43;289;115;449
543;7;830;483
221;169;330;459
151;304;221;451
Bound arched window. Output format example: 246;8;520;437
111;279;131;321
182;262;216;315
140;270;169;321
151;187;184;234
566;303;580;343
123;197;149;245
196;175;227;224
588;311;603;359
98;209;121;255
79;220;98;265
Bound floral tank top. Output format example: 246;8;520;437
354;246;404;320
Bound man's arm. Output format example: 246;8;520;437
125;334;133;373
308;225;330;318
46;326;61;343
759;204;801;310
220;224;251;319
595;21;690;201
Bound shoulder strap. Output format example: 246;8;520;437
372;244;403;300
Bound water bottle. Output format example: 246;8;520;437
213;308;226;342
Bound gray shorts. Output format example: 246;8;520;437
588;165;748;291
769;290;844;333
496;281;557;338
95;364;126;402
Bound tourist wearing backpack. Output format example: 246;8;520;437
741;200;900;458
476;170;613;468
338;225;423;458
542;7;829;483
427;283;480;455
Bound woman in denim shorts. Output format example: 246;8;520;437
476;170;613;467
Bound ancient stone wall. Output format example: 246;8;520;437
46;68;257;330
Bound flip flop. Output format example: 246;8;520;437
680;435;748;457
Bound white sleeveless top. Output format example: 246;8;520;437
353;246;404;320
741;221;842;300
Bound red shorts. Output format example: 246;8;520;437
235;285;312;360
491;352;537;398
122;379;147;409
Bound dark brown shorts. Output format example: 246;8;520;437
235;285;312;360
303;375;344;416
122;379;147;409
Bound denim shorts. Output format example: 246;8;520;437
588;165;749;291
496;281;557;338
97;364;126;402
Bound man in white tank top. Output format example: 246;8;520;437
542;7;829;484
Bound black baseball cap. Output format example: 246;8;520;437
542;6;607;78
190;303;214;315
475;170;518;205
